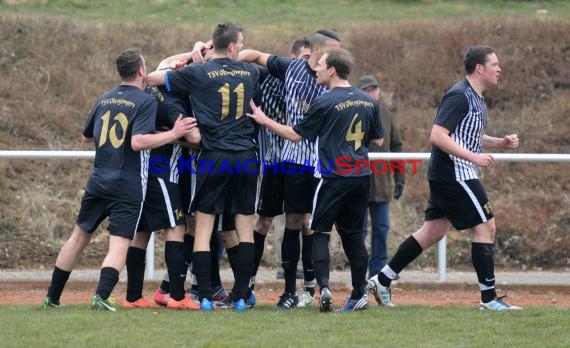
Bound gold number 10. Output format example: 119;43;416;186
218;82;245;120
99;111;128;148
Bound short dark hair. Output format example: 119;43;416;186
116;48;143;81
310;29;341;47
464;45;495;74
324;48;353;80
290;37;311;55
212;22;243;50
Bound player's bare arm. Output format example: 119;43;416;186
248;100;302;143
238;49;271;67
155;40;213;70
131;116;197;151
430;124;494;167
482;134;519;149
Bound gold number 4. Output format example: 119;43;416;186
346;113;365;151
218;82;245;120
99;111;128;148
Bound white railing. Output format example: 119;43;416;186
2;150;570;281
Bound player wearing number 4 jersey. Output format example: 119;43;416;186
248;48;384;312
43;48;196;311
147;22;260;312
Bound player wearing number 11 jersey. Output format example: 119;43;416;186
147;22;260;311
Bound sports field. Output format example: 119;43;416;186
1;280;569;347
2;1;570;347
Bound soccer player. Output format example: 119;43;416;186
367;45;522;311
356;75;404;307
239;29;341;309
147;22;260;312
248;48;384;312
42;48;196;311
252;37;312;304
122;83;201;310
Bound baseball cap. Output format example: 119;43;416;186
356;75;379;90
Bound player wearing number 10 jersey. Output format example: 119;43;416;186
43;48;196;311
147;22;260;311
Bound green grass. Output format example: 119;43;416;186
1;304;569;347
1;0;570;29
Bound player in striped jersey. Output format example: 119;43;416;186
251;37;311;299
239;29;341;309
43;48;196;311
367;45;522;311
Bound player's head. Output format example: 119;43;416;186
316;48;353;86
212;22;244;60
116;48;145;82
290;37;311;60
310;29;341;61
464;45;501;87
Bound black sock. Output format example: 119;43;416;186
253;231;267;279
380;235;423;287
472;242;497;303
282;228;301;294
232;242;255;301
159;279;170;293
184;234;194;267
95;267;119;300
210;233;222;289
301;233;315;295
165;241;187;301
226;245;239;279
340;232;368;299
125;247;146;302
193;251;212;300
312;233;330;290
47;266;71;304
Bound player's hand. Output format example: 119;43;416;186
502;134;519;149
190;40;212;63
473;153;494;167
168;60;187;70
247;100;269;125
393;181;405;200
171;115;197;138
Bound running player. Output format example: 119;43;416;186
366;45;522;311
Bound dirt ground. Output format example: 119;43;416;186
2;281;570;308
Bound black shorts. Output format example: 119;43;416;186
76;191;143;240
257;168;285;217
425;179;494;230
178;150;196;214
190;150;258;215
138;176;185;232
215;213;236;232
257;162;318;216
310;176;370;234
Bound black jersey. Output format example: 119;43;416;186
145;85;190;184
428;79;488;182
83;84;157;201
293;86;383;179
165;58;260;152
267;56;328;166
